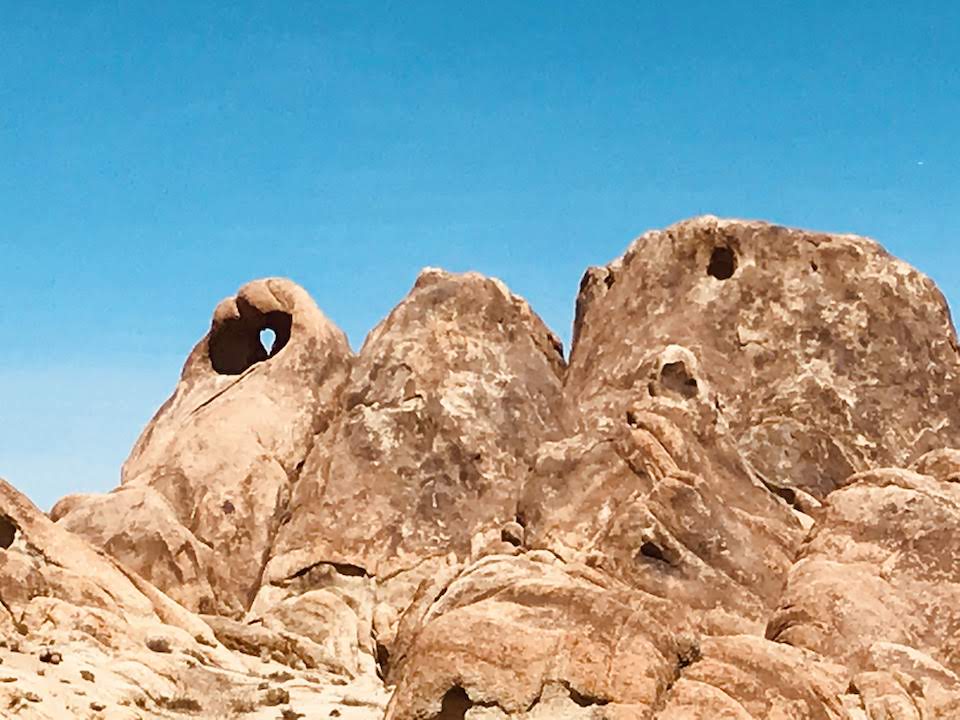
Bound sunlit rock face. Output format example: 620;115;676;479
5;216;960;718
567;217;960;499
53;278;353;617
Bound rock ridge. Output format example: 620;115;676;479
3;215;959;718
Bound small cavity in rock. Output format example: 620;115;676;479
146;636;172;654
39;649;62;665
707;246;737;280
660;362;699;399
0;515;17;549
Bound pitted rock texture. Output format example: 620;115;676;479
570;217;960;498
4;216;960;718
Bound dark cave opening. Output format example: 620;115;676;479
707;246;737;280
434;686;473;720
209;309;292;375
638;541;670;564
660;361;699;399
0;514;17;549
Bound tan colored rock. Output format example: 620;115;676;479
385;554;687;719
54;485;218;612
655;635;850;719
521;396;804;636
55;278;352;616
259;269;567;663
768;462;960;683
1;476;387;718
268;269;565;576
568;216;960;498
25;217;960;717
911;447;960;482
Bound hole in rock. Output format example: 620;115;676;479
568;686;609;707
659;362;699;399
0;515;16;549
434;686;473;720
676;635;702;669
209;309;292;375
330;561;368;577
638;541;670;564
501;525;522;547
707;246;737;280
290;560;368;581
260;328;277;355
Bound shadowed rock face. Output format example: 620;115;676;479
5;217;960;718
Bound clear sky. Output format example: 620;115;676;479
2;2;958;510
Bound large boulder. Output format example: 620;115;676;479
380;218;960;718
257;269;568;667
0;475;249;718
569;216;960;498
54;278;352;616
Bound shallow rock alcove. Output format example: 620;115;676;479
0;514;17;549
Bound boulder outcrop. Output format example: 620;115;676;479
4;216;959;718
53;278;352;616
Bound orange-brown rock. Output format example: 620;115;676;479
53;278;352;616
256;269;568;670
568;217;960;499
2;216;957;718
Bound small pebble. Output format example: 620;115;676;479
39;649;62;665
145;636;172;653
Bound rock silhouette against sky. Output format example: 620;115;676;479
3;217;959;719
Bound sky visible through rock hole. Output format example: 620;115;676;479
1;2;958;509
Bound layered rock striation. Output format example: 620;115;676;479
3;216;959;719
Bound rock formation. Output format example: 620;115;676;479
3;216;960;719
53;278;352;617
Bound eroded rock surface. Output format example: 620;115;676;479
53;278;352;616
569;217;960;499
4;216;960;718
255;269;568;674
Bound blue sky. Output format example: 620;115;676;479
2;2;958;509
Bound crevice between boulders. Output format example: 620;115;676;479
285;560;369;582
